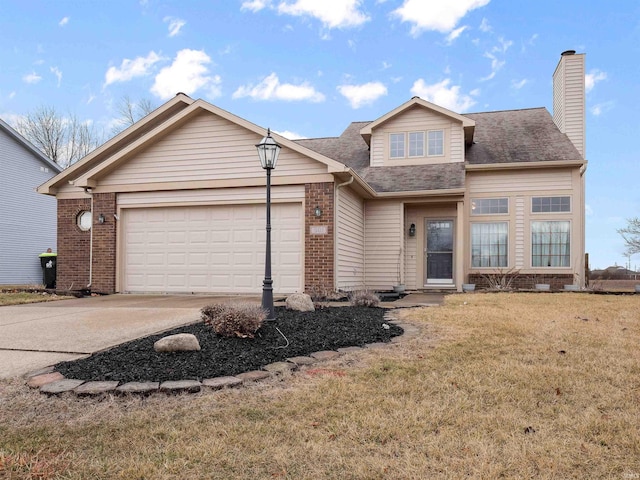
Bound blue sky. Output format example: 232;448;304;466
0;0;638;270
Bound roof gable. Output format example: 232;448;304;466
359;97;475;146
0;118;61;173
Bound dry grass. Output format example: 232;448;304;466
590;279;639;292
0;292;72;306
1;293;639;479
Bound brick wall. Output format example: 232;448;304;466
468;273;576;290
56;194;117;294
305;182;334;292
57;198;91;291
91;193;117;293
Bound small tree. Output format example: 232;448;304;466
110;95;156;135
618;218;640;257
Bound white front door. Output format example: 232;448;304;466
425;219;454;285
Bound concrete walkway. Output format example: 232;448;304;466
0;292;444;380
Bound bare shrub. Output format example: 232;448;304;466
201;302;266;338
480;267;520;291
349;290;380;307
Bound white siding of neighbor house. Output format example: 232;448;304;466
364;200;403;290
370;106;464;167
336;186;365;291
0;128;58;284
100;112;328;187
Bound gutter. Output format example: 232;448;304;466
84;187;94;290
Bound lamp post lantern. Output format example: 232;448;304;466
256;128;281;321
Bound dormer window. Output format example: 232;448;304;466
389;129;444;159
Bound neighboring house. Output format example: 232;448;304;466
0;118;61;285
591;266;639;280
38;51;587;294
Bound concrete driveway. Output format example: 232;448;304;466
0;294;259;379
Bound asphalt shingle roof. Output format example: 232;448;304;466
295;106;582;194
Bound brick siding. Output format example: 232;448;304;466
468;273;576;291
91;193;117;293
305;182;334;292
57;198;91;291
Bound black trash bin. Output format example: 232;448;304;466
39;252;57;289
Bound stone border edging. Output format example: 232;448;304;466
26;310;421;397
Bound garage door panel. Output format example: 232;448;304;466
123;203;302;294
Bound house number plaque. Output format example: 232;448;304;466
310;225;328;235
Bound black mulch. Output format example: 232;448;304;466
54;306;403;383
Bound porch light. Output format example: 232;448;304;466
256;128;281;321
409;223;416;237
314;206;322;217
98;213;105;224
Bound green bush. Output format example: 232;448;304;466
201;302;267;338
348;290;380;308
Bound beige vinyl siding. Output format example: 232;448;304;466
336;187;365;290
468;170;573;194
364;200;403;290
553;53;585;157
117;185;304;208
515;197;525;268
404;210;419;289
370;106;463;167
100;112;327;187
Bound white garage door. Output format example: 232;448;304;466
122;203;303;294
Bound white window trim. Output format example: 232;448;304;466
427;129;445;157
389;132;405;159
531;196;572;214
470;221;510;269
530;219;572;268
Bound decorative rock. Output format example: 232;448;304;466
40;379;85;395
337;346;363;354
27;371;64;388
25;366;55;379
75;381;119;396
154;333;201;352
310;350;341;361
285;293;315;312
236;370;271;382
263;361;297;374
116;382;160;394
202;376;243;390
286;356;317;366
159;380;201;394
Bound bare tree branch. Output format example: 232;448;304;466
618;217;640;256
111;96;157;135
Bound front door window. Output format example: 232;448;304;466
426;220;454;284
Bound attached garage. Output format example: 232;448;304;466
121;203;303;294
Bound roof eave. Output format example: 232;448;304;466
465;159;586;171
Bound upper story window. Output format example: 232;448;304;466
390;133;405;158
427;130;444;156
390;129;444;159
532;196;571;213
472;198;509;215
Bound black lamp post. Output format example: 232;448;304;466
256;128;281;321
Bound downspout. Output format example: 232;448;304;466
84;187;94;290
335;174;355;291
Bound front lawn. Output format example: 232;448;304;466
1;293;639;479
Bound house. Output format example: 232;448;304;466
0;118;62;285
38;51;586;294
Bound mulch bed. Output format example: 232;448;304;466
54;306;403;383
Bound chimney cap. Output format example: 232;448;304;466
561;50;576;56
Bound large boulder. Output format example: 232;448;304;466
154;333;201;353
285;293;315;312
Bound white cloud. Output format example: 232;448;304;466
233;73;325;102
23;72;42;84
382;61;391;70
151;49;221;100
445;25;467;44
337;82;387;108
479;17;491;32
481;51;505;81
590;101;614;116
59;16;69;27
50;66;62;87
511;78;527;89
164;16;186;37
104;51;162;87
410;78;476;112
492;37;513;53
392;0;490;36
8;91;16;99
585;69;607;93
585;204;593;216
275;129;305;140
277;0;369;29
241;0;271;12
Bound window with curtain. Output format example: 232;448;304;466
531;221;570;267
471;222;508;267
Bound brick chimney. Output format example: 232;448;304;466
552;50;586;158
